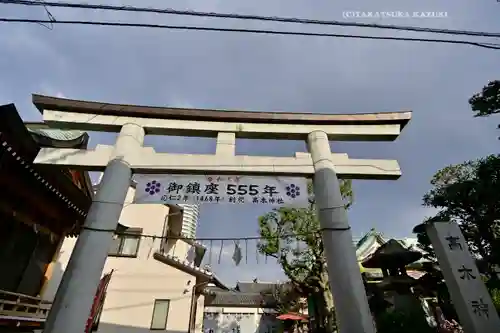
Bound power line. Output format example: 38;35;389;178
77;203;349;240
1;18;500;50
82;226;325;241
2;0;500;38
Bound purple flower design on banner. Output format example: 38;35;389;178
145;180;162;195
285;184;301;199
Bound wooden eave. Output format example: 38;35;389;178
33;94;411;129
153;252;227;290
25;123;93;199
362;239;423;268
0;103;92;234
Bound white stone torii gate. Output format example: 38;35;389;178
32;94;411;333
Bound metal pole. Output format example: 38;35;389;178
307;130;375;333
43;123;145;333
188;281;210;333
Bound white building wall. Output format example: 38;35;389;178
178;204;200;239
42;185;201;333
203;307;280;333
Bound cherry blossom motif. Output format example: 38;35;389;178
145;180;161;195
285;184;301;198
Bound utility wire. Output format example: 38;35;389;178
1;18;500;50
2;0;500;38
75;163;397;173
81;225;348;241
34;0;56;30
76;202;349;241
83;225;317;240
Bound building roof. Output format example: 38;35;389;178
26;124;86;142
33;94;411;129
24;123;93;200
0;104;94;235
204;286;278;307
355;229;428;278
355;229;426;263
204;281;296;307
23;122;88;148
205;291;275;307
205;229;427;308
153;252;227;290
362;239;423;268
355;228;388;262
235;282;279;294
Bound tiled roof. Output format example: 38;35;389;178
204;282;294;307
355;230;427;264
363;269;426;280
204;230;426;308
362;239;423;268
27;128;86;141
204;287;277;307
235;282;278;294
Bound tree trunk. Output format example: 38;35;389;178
312;270;336;333
312;292;328;333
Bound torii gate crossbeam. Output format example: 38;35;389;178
32;94;411;333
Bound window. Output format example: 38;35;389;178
150;299;170;330
108;228;142;257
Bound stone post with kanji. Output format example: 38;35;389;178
425;221;500;333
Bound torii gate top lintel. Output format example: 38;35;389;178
32;94;411;141
33;94;410;179
33;94;411;127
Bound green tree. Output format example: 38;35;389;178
261;283;302;314
375;310;435;333
257;180;353;333
469;80;500;117
415;155;500;286
469;80;500;140
412;83;500;318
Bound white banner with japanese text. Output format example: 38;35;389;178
134;175;308;207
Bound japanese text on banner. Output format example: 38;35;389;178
134;175;309;207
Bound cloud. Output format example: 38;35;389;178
2;0;500;284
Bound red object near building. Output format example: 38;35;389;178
85;270;114;333
276;313;308;321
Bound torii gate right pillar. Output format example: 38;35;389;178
308;131;375;333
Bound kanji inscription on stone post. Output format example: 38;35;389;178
426;221;500;333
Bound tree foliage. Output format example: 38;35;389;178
469;80;500;117
375;310;435;333
415;155;500;284
257;180;353;332
261;283;303;315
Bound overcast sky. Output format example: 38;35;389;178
1;0;499;286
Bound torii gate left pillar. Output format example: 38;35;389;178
43;123;145;333
32;94;411;333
